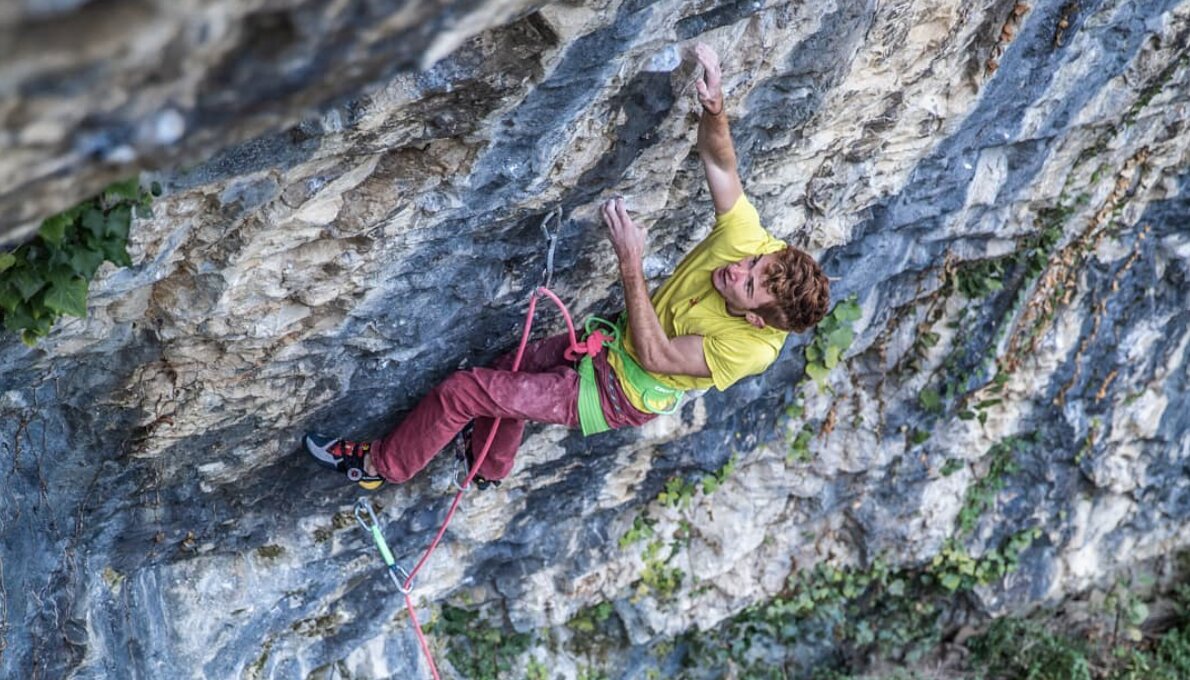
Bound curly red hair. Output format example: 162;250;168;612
755;246;830;332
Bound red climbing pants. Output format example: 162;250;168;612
370;333;656;483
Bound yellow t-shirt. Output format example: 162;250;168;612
609;195;789;412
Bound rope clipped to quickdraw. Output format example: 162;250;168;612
354;207;604;680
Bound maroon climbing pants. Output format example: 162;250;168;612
370;333;656;483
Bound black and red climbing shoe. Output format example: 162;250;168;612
304;433;385;490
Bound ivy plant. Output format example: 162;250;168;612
658;476;698;509
787;422;815;463
955;435;1030;537
428;604;532;680
700;454;737;495
804;294;862;389
619;514;656;549
636;538;684;600
0;178;155;345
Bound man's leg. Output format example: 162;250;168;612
468;333;575;479
369;358;580;484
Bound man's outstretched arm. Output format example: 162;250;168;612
602;198;711;377
695;44;743;214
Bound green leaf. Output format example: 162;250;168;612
103;177;141;202
10;266;45;301
69;247;105;279
0;252;15;273
939;573;962;592
824;345;841;369
104;205;132;239
39;213;72;245
834;298;862;322
941;458;965;476
1128;600;1149;625
0;284;20;312
82;208;106;237
919;388;941;413
101;237;132;267
47;264;75;289
805;344;821;362
827;326;854;350
920;332;940;348
3;303;35;334
44;276;88;318
806;362;831;385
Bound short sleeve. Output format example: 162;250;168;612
702;332;780;392
709;194;786;259
713;194;763;236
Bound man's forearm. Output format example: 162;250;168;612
697;109;737;171
619;261;674;371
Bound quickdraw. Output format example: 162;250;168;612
354;498;412;595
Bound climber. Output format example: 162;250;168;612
304;43;831;489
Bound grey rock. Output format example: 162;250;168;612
1;0;1189;677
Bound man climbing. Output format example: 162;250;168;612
304;43;830;489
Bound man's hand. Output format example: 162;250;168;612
692;42;741;213
602;197;645;264
694;43;724;115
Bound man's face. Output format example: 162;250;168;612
712;253;778;327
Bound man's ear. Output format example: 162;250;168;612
744;312;767;329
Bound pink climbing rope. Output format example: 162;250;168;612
398;285;586;679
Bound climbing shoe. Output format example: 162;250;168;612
304;433;386;490
451;425;502;491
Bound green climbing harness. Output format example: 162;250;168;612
575;316;685;436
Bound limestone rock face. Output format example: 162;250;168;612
1;0;1189;677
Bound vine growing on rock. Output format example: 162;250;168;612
615;455;739;602
905;196;1072;430
666;434;1043;677
427;604;532;680
0;178;155;345
803;294;862;389
783;295;863;464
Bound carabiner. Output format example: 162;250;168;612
538;207;562;289
389;565;414;594
451;455;472;493
354;497;380;532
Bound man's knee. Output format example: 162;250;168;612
433;370;478;403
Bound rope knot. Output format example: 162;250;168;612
565;329;611;361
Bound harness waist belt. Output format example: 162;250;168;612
576;316;685;436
